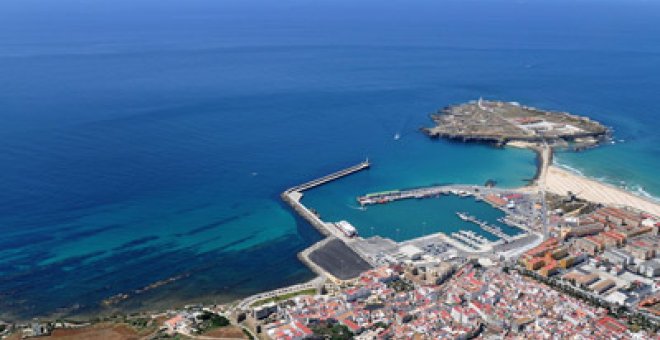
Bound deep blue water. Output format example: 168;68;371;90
1;0;659;319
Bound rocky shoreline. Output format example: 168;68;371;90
422;99;610;149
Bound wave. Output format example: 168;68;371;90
624;184;660;203
554;161;585;176
554;160;660;203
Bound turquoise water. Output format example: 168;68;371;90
304;192;519;242
0;0;659;319
300;137;533;241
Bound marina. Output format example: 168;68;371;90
448;230;490;250
352;183;532;243
456;211;514;242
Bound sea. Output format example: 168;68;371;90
0;0;659;320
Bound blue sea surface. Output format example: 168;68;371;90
0;0;659;319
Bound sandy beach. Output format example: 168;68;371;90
544;165;660;217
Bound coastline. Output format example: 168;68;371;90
508;140;660;217
543;165;660;217
554;161;660;203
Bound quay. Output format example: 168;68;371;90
458;230;488;245
357;185;476;206
450;232;482;250
457;212;513;242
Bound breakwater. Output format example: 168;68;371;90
281;160;375;282
281;160;370;237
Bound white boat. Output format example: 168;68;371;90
394;132;401;141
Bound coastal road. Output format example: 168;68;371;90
232;276;324;311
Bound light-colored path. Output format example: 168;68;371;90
232;276;324;311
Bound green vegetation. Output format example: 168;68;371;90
198;312;230;332
250;288;317;307
311;323;353;340
128;317;151;329
387;279;414;292
545;192;599;215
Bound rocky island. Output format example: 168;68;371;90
423;99;610;149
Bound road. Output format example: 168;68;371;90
232;276;325;312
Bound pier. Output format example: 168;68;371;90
449;232;481;250
357;185;477;206
456;212;513;242
288;160;370;193
282;160;370;237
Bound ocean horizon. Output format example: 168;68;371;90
1;0;659;320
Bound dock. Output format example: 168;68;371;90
456;212;513;242
357;185;475;206
450;232;481;250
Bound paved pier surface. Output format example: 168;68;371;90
298;237;337;279
308;238;373;280
289;160;370;192
357;184;519;206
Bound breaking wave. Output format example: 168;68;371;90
554;161;660;203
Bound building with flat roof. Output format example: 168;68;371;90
602;249;634;266
639;259;660;278
590;279;616;295
574;237;602;255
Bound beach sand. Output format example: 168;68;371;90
544;165;660;217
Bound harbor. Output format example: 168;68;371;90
354;183;533;242
280;159;544;285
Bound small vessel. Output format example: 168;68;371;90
394;132;401;141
